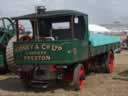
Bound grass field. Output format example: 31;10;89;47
0;51;128;96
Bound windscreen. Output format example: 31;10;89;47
38;16;85;40
38;16;72;40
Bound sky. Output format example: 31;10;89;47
0;0;128;24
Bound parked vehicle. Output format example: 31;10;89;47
0;17;15;73
13;7;120;90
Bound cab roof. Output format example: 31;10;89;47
13;10;88;19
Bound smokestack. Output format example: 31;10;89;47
35;6;46;14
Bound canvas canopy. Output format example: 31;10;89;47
89;24;111;33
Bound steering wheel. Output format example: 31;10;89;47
45;36;55;40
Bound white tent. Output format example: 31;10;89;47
89;24;111;33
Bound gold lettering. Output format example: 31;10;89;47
30;56;33;60
44;52;47;55
24;56;27;60
46;45;50;49
51;45;56;51
34;56;37;60
41;44;46;50
35;44;40;50
30;45;33;50
46;56;51;60
58;46;62;51
24;55;51;61
38;56;42;60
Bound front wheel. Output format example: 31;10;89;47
72;64;85;90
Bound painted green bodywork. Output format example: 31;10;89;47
14;40;89;65
0;18;15;68
90;42;120;56
0;18;15;45
0;52;4;67
13;10;120;65
14;40;120;65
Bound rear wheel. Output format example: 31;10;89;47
72;64;85;90
6;35;32;73
6;36;17;73
104;50;114;73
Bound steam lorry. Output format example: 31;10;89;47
0;17;15;73
12;8;120;90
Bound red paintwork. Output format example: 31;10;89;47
17;67;32;80
63;71;73;82
19;36;32;41
50;64;57;72
79;66;85;89
108;52;114;73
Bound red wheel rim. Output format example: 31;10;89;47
78;67;85;89
108;53;114;73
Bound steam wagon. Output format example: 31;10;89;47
13;8;120;90
0;17;15;73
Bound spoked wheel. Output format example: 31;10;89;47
73;64;85;90
104;50;114;73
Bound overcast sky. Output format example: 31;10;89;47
0;0;128;24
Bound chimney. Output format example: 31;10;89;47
35;6;46;14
